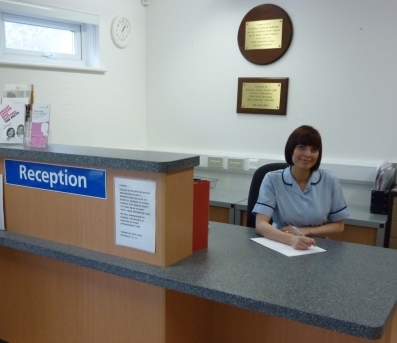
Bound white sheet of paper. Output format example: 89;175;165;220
114;177;156;253
251;237;326;257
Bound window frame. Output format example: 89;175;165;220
1;12;83;64
0;0;102;71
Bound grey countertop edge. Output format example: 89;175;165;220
0;146;200;173
0;229;387;340
208;200;233;208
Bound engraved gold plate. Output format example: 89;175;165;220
237;77;289;115
245;19;283;50
241;83;281;110
237;4;293;65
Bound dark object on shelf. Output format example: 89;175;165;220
370;190;389;215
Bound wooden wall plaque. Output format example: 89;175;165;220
237;4;293;65
237;77;289;115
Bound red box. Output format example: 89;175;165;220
193;180;210;251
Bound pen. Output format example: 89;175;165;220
291;226;304;236
291;226;316;247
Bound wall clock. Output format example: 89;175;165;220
111;15;132;48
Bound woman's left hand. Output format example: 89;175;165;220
280;226;297;235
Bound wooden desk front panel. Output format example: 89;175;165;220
327;224;377;246
166;290;396;343
209;206;230;224
0;247;395;343
1;158;193;266
0;247;165;343
241;209;248;226
389;197;397;249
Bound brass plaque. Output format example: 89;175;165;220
238;4;293;65
241;82;281;110
245;19;283;50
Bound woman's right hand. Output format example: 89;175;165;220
256;214;316;250
288;235;316;250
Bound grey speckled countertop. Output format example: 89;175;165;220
0;144;199;173
1;222;397;340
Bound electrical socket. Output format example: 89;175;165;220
228;158;244;170
248;159;260;170
208;156;223;168
142;0;150;5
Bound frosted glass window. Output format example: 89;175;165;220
0;7;100;69
5;21;75;54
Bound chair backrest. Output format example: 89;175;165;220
246;162;288;228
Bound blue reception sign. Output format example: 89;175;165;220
5;159;107;199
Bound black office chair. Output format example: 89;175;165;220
246;162;288;228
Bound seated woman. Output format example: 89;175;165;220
253;125;350;250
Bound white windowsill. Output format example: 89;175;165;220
0;60;107;74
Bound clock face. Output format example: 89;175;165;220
112;16;132;48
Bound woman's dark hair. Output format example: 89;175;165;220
284;125;322;171
7;127;15;137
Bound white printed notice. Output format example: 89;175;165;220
114;177;156;253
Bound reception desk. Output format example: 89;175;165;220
0;144;199;266
0;145;396;343
0;223;397;342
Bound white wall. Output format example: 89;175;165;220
146;0;397;166
2;0;395;164
0;0;394;206
0;0;147;150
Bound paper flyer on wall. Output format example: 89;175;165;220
1;97;30;105
28;104;50;147
114;177;156;253
0;103;26;144
3;84;33;99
